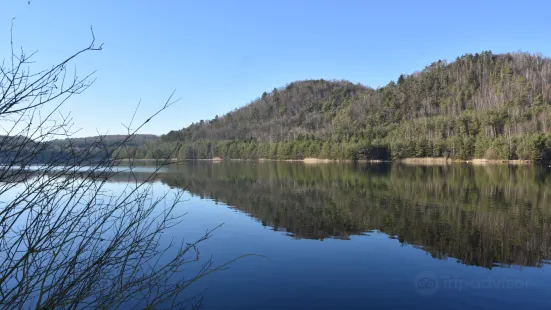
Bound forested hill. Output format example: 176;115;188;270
125;51;551;161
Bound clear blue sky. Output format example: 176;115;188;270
1;0;550;137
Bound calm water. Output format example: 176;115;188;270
91;162;551;308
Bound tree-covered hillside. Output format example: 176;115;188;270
125;51;551;161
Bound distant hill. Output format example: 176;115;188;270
0;134;159;165
51;134;159;148
128;51;551;161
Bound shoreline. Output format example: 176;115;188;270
116;157;541;165
399;157;534;165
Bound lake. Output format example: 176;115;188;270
79;162;551;309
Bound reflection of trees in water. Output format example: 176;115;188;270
152;162;551;269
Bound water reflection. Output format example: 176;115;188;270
141;162;551;270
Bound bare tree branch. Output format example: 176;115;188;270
0;25;235;309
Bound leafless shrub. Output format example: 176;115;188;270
0;24;232;309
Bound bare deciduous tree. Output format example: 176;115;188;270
0;25;232;309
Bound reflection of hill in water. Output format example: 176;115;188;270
136;162;551;269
